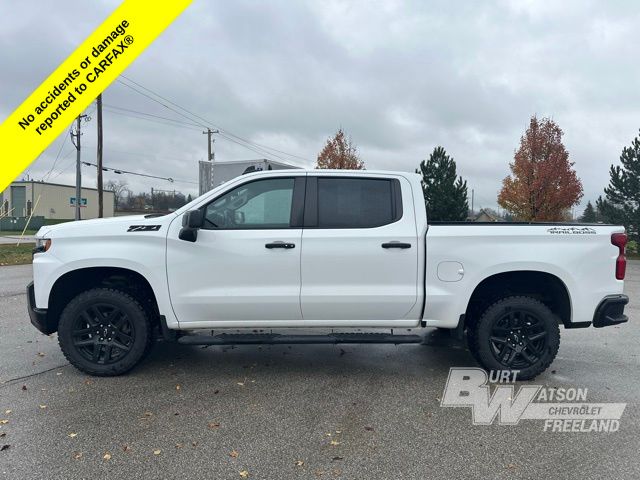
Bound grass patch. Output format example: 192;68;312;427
0;230;37;236
0;244;33;266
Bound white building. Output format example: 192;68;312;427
199;159;302;194
0;180;115;220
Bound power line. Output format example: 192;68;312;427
116;75;311;166
42;128;70;181
119;75;218;129
115;79;210;129
103;107;203;131
103;104;203;128
81;161;198;185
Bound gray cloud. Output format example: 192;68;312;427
2;0;640;213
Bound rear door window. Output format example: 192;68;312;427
316;177;400;228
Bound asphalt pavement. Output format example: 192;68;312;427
1;263;639;479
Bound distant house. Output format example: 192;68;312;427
473;208;504;222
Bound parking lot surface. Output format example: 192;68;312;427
1;263;639;479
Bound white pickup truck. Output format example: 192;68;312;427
27;169;629;379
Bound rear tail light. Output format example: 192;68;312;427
611;233;627;280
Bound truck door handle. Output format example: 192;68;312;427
265;242;295;249
382;242;412;249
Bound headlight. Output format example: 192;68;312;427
33;238;52;254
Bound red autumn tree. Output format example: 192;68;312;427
498;116;583;221
316;128;364;169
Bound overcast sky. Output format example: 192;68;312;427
2;0;640;213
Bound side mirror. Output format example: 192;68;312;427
182;209;204;229
179;209;203;242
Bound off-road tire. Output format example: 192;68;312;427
58;288;153;376
468;296;560;381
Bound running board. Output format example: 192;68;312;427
177;332;423;346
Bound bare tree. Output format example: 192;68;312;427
105;180;131;210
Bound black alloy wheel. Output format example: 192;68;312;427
468;296;560;380
71;303;136;365
58;288;152;376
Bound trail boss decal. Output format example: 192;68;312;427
547;227;596;235
127;225;161;232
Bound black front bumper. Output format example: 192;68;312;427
593;294;629;328
27;282;57;335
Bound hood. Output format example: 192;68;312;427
35;214;175;238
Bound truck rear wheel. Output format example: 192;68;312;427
467;296;560;381
58;288;153;376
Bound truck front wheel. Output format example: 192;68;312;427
468;296;560;381
58;288;153;376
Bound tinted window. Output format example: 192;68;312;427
203;178;294;229
317;178;395;228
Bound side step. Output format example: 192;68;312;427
177;332;423;346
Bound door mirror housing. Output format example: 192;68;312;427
179;209;203;242
183;209;204;229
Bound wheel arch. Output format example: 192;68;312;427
464;270;572;328
47;266;160;333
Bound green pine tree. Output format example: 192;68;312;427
599;130;640;247
579;201;596;223
416;146;469;221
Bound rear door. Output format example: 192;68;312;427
300;174;419;322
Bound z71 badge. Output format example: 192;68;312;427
547;227;596;235
127;225;161;232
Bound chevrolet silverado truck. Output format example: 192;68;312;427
27;169;629;379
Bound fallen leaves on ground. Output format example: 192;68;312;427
68;433;77;438
295;460;304;467
175;443;183;449
239;470;249;478
0;420;8;425
103;452;112;461
207;422;220;430
37;352;45;357
176;385;181;391
1;445;10;452
122;445;131;452
4;410;11;415
39;405;47;410
364;426;374;431
230;450;239;458
153;449;161;455
329;440;341;446
73;451;83;460
0;433;6;438
21;385;27;391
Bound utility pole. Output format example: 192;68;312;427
199;128;219;196
471;189;474;216
202;128;219;162
72;114;88;221
96;94;104;217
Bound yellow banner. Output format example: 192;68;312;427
0;0;192;192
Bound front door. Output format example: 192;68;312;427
166;175;304;324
